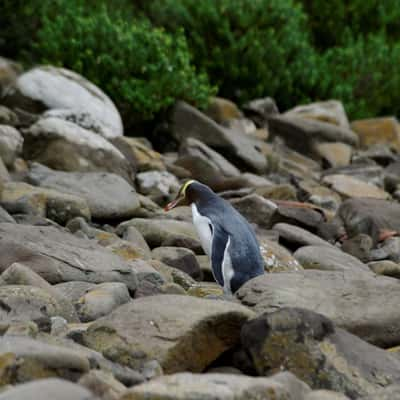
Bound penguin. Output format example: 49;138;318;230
164;180;265;294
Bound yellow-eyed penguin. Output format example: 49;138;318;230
165;180;264;294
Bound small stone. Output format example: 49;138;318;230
368;260;400;278
0;125;23;167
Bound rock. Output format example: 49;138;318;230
256;184;297;201
269;202;326;231
384;161;400;192
341;234;373;262
306;390;350;400
0;223;138;290
150;260;196;291
230;194;277;228
76;282;131;322
171;101;267;173
242;97;279;127
117;218;199;249
0;378;98;400
204;96;243;123
0;285;73;328
187;282;224;298
0;57;21;95
314;142;352;168
237;270;400;347
273;223;334;250
0;125;23;166
136;170;180;204
241;308;400;398
284;100;350;128
79;369;126;400
121;226;152;259
297;179;342;211
175;138;240;188
351;117;400;151
359;384;400;400
317;198;400;244
322;174;390;199
121;371;310;400
22;117;130;180
259;237;302;272
0;336;90;383
83;294;254;373
0;206;14;223
369;237;400;262
28;163;140;220
0;263;78;323
111;136;165;172
1;181;91;224
268;115;358;156
54;281;97;303
293;245;370;272
152;247;202;280
3;66;122;138
368;260;400;278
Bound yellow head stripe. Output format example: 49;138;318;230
181;179;195;196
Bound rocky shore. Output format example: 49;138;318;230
1;57;400;399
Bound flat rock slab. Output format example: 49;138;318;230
28;163;140;220
242;308;400;398
293;245;371;272
0;223;137;290
237;270;400;347
0;378;99;400
121;371;310;400
83;294;254;373
0;336;90;384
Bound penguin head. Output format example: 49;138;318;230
164;179;196;211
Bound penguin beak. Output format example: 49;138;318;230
164;196;183;212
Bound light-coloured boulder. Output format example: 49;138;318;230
0;125;23;166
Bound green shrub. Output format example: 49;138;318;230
300;0;400;49
30;1;214;121
317;34;400;119
138;0;319;109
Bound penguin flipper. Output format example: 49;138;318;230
210;225;229;287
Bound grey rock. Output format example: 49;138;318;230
122;226;152;259
268;115;358;156
79;369;126;400
152;247;202;280
22;117;130;181
136;170;180;203
368;260;400;278
293;245;370;272
121;371;310;400
369;237;400;262
359;384;400;400
230;194;277;229
341;234;373;262
76;282;131;322
117;218;199;249
0;223;138;290
237;270;400;347
172;101;267;173
243;97;279;127
175;137;240;188
384;161;400;192
0;125;23;166
323;162;384;186
242;308;400;398
273;223;334;250
0;57;21;96
83;294;254;373
0;263;78;322
0;206;14;223
306;390;350;400
28;163;140;220
3;65;122;138
54;281;97;304
0;378;98;400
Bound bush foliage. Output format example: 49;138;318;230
139;0;319;108
1;0;400;121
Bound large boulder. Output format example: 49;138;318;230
3;66;122;138
83;294;254;373
22;117;130;181
28;163;140;220
0;223;138;290
241;308;400;398
121;371;311;400
171;101;267;173
237;270;400;347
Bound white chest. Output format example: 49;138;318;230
191;203;213;257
